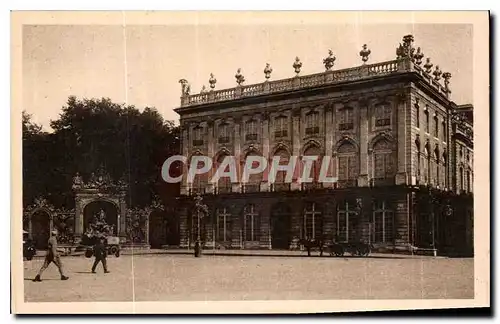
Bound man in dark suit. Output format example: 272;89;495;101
91;236;110;273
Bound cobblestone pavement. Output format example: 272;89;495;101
23;253;474;302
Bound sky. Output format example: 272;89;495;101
22;22;473;131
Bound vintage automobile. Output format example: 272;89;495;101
83;235;121;258
23;230;36;261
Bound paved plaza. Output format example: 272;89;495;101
23;252;474;302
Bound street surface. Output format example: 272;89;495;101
23;252;474;302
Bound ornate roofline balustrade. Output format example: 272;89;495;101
176;35;453;109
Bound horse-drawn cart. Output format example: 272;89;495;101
329;241;372;257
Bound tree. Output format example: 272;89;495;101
23;97;180;209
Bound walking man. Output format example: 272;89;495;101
33;230;69;282
91;236;110;273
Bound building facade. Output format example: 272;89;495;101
174;35;474;255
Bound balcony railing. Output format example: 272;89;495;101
271;183;291;192
301;182;323;191
189;187;206;195
218;136;230;144
245;133;258;141
242;184;260;193
274;130;288;138
216;185;232;194
192;139;204;146
339;123;354;131
370;177;395;187
375;118;391;127
179;58;451;108
305;126;320;135
336;179;357;188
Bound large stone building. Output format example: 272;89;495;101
174;35;474;255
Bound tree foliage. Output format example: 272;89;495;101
23;97;180;208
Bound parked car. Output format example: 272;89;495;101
83;235;121;258
23;230;36;261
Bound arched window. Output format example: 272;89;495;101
243;151;262;193
273;149;291;191
415;137;421;182
459;166;464;191
372;139;394;182
216;207;231;242
466;169;472;192
434;115;439;137
442;121;447;141
243;204;259;242
415;102;420;128
434;148;440;187
303;202;322;240
191;154;208;195
302;146;321;188
372;200;394;243
337;142;358;187
215;154;232;194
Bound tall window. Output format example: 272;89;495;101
215;154;231;194
303;202;322;240
216;207;231;242
274;115;288;138
337;142;358;185
243;204;259;241
192;125;204;146
372;139;394;181
338;108;354;131
337;200;357;242
273;149;291;191
243;152;262;192
415;138;421;182
191;156;208;194
415;102;420;128
245;119;258;141
424;108;430;133
459;167;464;191
305;111;319;135
423;145;430;184
374;104;391;127
442;151;447;188
434;115;439;138
434;149;440;187
218;122;230;144
466;170;471;192
372;200;394;243
442;121;447;142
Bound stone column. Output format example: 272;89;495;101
259;199;272;249
394;194;410;249
261;113;270;192
230;203;242;249
291;108;301;191
144;211;150;247
396;92;409;185
358;98;369;187
74;196;83;242
289;198;302;249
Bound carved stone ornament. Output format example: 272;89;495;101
209;73;217;89
423;57;433;74
178;79;191;96
359;44;371;64
433;65;443;81
264;63;273;80
200;85;207;94
293;57;302;75
25;197;55;213
442;72;452;93
235;68;245;85
414;47;424;65
323;49;336;71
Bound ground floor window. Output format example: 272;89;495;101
372;200;394;243
303;202;322;239
336;201;357;242
243;204;259;241
216;207;230;242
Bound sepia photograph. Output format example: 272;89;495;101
11;11;490;314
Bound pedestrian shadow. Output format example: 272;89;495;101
74;271;93;274
24;278;58;281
